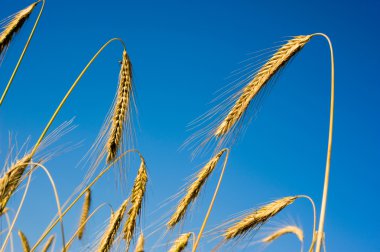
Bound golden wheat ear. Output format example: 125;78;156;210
134;232;145;252
18;230;30;252
169;233;192;252
262;225;303;243
214;35;311;137
0;2;38;57
77;188;91;239
41;235;55;252
123;158;148;249
106;50;133;163
223;196;298;241
167;149;226;229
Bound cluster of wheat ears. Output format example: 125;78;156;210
0;1;335;252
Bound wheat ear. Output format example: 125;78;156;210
167;149;225;229
0;2;38;56
123;158;148;249
134;232;145;252
77;188;91;239
215;35;311;137
106;50;132;163
0;154;32;214
169;233;192;252
224;196;298;240
262;225;303;243
18;230;30;252
41;235;55;252
98;198;129;252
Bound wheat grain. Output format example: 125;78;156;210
41;235;55;252
168;233;192;252
215;35;311;137
98;198;129;252
134;232;145;252
167;149;225;229
123;159;148;249
0;2;38;56
77;188;91;239
18;230;30;252
224;196;298;240
262;225;303;243
106;50;132;163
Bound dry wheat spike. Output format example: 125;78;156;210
98;198;129;252
224;196;298;240
0;2;38;56
41;235;55;252
106;50;132;163
134;232;145;252
167;149;226;229
168;233;192;252
262;225;303;243
123;159;148;249
77;188;91;239
215;35;311;137
18;230;30;252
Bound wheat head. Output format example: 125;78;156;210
0;154;32;214
224;196;298;240
0;2;38;56
167;149;225;229
168;233;192;252
77;188;91;239
41;235;55;252
123;159;148;249
106;50;132;163
262;225;303;243
215;35;311;137
18;230;30;252
134;232;145;252
98;198;129;252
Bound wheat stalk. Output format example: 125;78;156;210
134;232;145;252
123;159;148;249
0;154;32;214
168;233;192;252
224;196;298;240
106;50;132;163
77;188;91;239
97;198;129;252
18;230;30;252
215;35;311;137
0;2;38;56
167;149;225;229
262;225;303;243
41;235;55;252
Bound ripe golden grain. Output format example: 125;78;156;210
134;232;145;252
41;235;55;252
168;233;192;252
262;225;303;243
18;230;30;252
77;188;91;239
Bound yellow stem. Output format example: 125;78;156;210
298;195;317;252
192;148;229;252
30;149;142;251
4;211;14;252
310;33;334;252
0;0;46;106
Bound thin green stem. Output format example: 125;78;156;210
310;33;334;252
0;0;46;106
192;148;229;252
30;149;141;251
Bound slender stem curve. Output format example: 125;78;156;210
298;195;317;252
310;33;334;252
192;148;230;252
30;149;142;251
0;0;46;106
3;211;14;252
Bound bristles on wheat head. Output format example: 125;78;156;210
77;188;91;239
106;50;132;163
0;154;32;214
134;232;145;252
41;235;55;252
18;230;30;252
167;149;225;229
123;158;148;248
168;233;192;252
224;196;298;240
215;35;311;137
262;225;303;243
0;2;38;56
98;198;129;252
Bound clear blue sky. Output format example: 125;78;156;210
1;0;379;251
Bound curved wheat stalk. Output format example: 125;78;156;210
123;157;148;249
134;232;144;252
77;188;91;240
17;230;30;252
106;50;133;163
262;225;303;243
41;235;55;252
167;149;227;229
215;35;311;137
169;233;192;252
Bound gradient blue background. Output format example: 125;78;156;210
0;0;379;251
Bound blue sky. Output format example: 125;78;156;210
0;0;379;251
